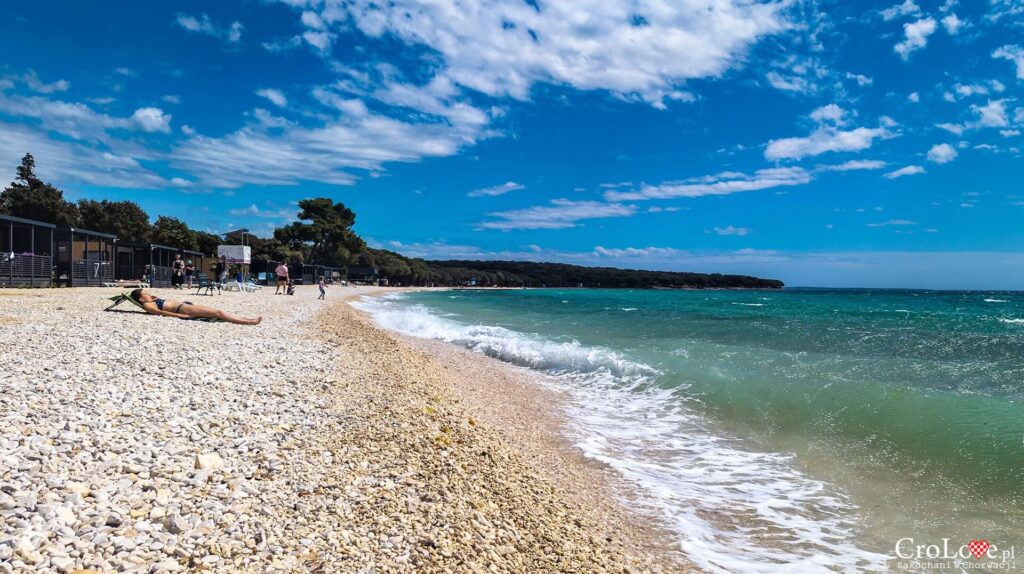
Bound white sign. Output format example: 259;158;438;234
217;245;251;264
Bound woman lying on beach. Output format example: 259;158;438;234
130;289;262;325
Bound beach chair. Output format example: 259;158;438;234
245;278;263;291
193;273;219;296
103;293;225;321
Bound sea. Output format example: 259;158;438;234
352;288;1024;573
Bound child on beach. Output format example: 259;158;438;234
286;281;296;296
318;276;326;300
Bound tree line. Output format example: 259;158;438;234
0;153;783;289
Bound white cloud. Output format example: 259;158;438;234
1001;129;1021;137
936;122;965;135
604;167;812;201
765;126;892;161
810;104;847;125
766;71;812;94
295;0;791;107
927;143;958;163
993;45;1024;79
908;91;920;103
894;18;937;60
302;31;333;52
175;13;243;43
0;92;168;140
477;199;637;230
882;0;921;20
941;13;962;34
161;94;181;105
300;11;326;30
845;72;873;87
114;67;136;77
711;225;753;236
255;88;288;108
21;71;69;94
0;120;170;189
130;107;172;133
816;159;888;172
467;181;525;197
972;99;1009;128
884;165;925;179
227;204;297;220
867;219;917;227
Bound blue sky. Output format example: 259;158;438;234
1;0;1023;288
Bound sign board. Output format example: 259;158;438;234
217;244;251;264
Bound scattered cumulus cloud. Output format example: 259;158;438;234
710;225;753;236
884;165;926;179
477;199;637;230
927;143;958;163
604;167;813;201
972;99;1009;128
467;181;525;197
882;0;921;21
175;13;243;43
908;92;920;103
895;18;937;60
130;107;172;133
255;88;288;108
765;125;893;161
868;219;918;227
992;45;1024;79
941;13;962;34
21;71;69;94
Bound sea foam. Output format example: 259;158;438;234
352;294;889;573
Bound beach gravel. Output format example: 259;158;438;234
0;287;667;573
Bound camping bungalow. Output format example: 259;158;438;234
0;214;55;287
54;227;115;287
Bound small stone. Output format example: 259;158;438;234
194;453;224;471
165;513;188;534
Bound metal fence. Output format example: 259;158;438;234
148;265;172;287
0;253;52;287
71;259;113;286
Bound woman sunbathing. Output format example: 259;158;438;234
130;289;262;325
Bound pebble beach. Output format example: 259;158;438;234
0;286;673;573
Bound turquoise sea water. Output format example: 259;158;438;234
354;289;1024;573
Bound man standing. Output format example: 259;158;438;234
275;261;289;294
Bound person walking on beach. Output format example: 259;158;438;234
130;289;262;325
318;275;327;300
171;254;185;289
184;259;195;290
275;262;289;295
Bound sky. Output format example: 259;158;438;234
1;0;1023;289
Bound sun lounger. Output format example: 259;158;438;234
104;293;225;321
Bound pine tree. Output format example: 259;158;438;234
0;153;81;227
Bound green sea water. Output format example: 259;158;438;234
356;288;1024;572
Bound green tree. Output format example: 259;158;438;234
77;199;151;242
0;153;81;227
195;231;222;256
151;215;197;250
273;197;365;266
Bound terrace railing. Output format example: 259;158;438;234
148;265;172;287
71;258;113;286
0;253;52;287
